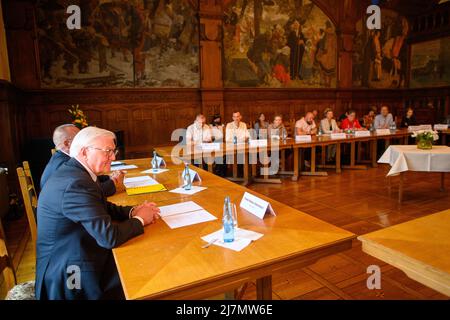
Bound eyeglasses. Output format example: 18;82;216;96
87;146;118;158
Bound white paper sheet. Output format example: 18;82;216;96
162;209;217;229
169;186;207;195
141;168;169;174
201;228;264;252
123;176;159;188
158;201;203;217
110;164;138;171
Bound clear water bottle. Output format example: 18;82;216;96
223;196;234;243
282;130;287;142
183;163;192;190
151;151;159;172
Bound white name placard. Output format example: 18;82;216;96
331;133;347;140
376;129;391;136
355;130;371;137
181;168;201;182
434;124;448;131
201;143;221;151
295;135;312;143
239;192;276;219
249;139;268;147
408;125;421;132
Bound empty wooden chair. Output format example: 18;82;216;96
16;166;38;246
1;220;35;300
22;161;36;193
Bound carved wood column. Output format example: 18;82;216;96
199;0;224;123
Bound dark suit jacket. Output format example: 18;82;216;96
40;150;116;196
36;158;144;300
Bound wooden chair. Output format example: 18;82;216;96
0;220;35;300
16;165;38;246
22;161;36;193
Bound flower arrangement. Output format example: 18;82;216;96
68;104;88;129
411;130;439;150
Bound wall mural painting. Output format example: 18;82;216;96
353;9;409;89
410;37;450;88
37;0;199;88
223;0;337;88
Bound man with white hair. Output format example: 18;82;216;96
40;124;123;196
35;127;160;300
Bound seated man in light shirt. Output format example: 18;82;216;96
374;105;395;129
295;112;318;136
186;114;212;144
225;111;249;143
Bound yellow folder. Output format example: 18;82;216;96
125;183;167;196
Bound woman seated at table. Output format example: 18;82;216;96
320;108;340;134
320;108;340;162
340;110;365;131
400;107;417;128
268;115;287;139
363;106;377;129
253;113;269;139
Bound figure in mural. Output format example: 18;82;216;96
287;20;306;80
315;21;336;87
353;9;409;88
371;30;382;82
224;0;336;88
36;0;199;88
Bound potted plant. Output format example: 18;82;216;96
68;104;88;129
411;130;439;150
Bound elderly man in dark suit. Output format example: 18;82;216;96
36;127;160;300
40;124;123;196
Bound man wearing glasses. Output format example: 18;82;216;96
36;126;161;300
40;124;123;196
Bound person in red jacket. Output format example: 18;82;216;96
340;110;365;131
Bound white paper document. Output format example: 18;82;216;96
158;201;216;229
123;176;159;188
110;164;138;171
169;186;207;195
141;168;169;174
201;228;264;252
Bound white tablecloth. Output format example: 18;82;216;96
378;145;450;176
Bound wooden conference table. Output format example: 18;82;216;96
358;209;450;297
156;129;411;185
110;157;355;300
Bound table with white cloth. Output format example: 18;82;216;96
378;145;450;203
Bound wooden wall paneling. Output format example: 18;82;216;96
0;80;23;191
3;0;39;89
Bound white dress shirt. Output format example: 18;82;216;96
186;121;212;144
225;121;249;143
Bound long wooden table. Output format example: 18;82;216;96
156;129;412;185
110;157;355;300
358;210;450;297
